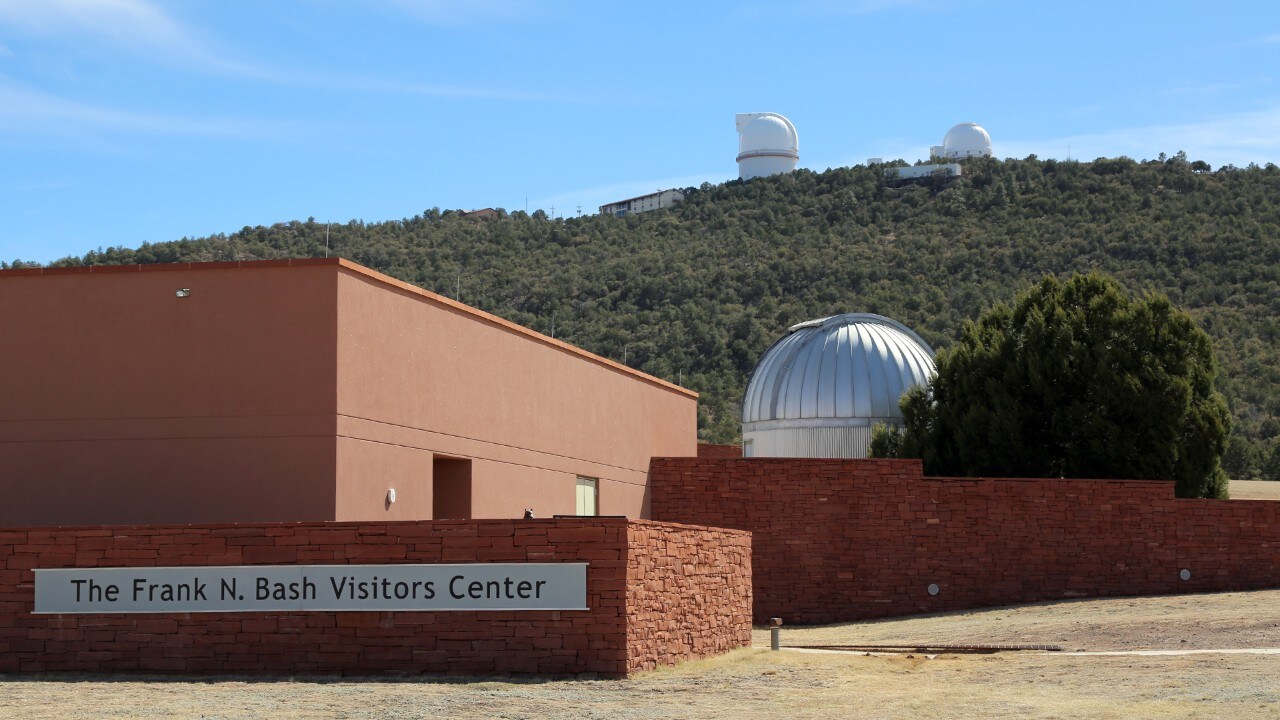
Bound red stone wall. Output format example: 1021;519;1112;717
0;519;750;677
650;457;1280;624
625;522;752;672
696;443;743;459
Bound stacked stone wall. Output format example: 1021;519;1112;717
625;522;752;672
650;457;1280;624
695;443;743;459
0;518;751;677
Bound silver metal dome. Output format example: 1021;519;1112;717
741;313;936;458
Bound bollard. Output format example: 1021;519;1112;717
769;617;783;651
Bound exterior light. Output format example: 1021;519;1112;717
175;289;191;298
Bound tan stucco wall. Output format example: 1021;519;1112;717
0;262;340;525
0;259;697;526
332;266;696;520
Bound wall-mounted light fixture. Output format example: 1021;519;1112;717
175;288;191;298
386;488;397;504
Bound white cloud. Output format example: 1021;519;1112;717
1264;33;1280;44
0;41;12;57
1161;82;1245;97
996;109;1280;167
0;76;299;140
0;0;267;77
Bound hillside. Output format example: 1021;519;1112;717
19;155;1280;478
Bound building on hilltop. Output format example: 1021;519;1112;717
884;163;963;182
736;112;799;179
0;258;696;526
930;122;993;159
599;189;686;218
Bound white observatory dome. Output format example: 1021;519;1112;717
736;112;799;180
741;313;937;458
941;122;993;158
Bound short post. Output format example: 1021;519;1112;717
769;617;783;651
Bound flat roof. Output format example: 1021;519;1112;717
600;188;685;208
0;257;697;400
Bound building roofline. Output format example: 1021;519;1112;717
599;188;685;208
0;257;698;400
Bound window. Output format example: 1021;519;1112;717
575;476;598;516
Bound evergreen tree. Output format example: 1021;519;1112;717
888;273;1231;498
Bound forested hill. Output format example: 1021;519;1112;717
18;155;1280;477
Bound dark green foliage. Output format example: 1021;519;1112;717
868;423;905;459
40;156;1280;466
892;274;1231;498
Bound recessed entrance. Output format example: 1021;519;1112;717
432;456;472;519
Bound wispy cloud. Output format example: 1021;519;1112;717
0;1;596;103
0;76;301;140
0;41;12;57
385;0;534;26
0;0;268;78
1264;33;1280;44
996;108;1280;166
323;73;600;104
2;180;74;192
1162;82;1245;96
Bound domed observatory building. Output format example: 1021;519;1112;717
933;122;993;159
741;314;936;458
736;112;799;179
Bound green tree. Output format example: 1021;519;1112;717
887;273;1231;498
1262;441;1280;482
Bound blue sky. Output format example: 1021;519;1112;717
1;0;1279;264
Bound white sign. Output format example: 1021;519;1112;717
34;564;588;614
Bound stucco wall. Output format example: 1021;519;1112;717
650;457;1280;624
0;259;697;526
0;519;751;677
0;261;340;525
332;265;697;520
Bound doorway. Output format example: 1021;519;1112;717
432;456;472;519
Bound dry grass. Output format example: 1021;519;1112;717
1230;480;1280;501
4;590;1280;719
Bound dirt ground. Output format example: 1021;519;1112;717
1230;480;1280;501
3;589;1279;719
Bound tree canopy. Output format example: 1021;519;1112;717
16;154;1280;476
877;273;1231;498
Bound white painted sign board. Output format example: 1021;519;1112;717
34;564;588;614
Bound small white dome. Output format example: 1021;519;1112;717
741;313;936;458
941;122;993;158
